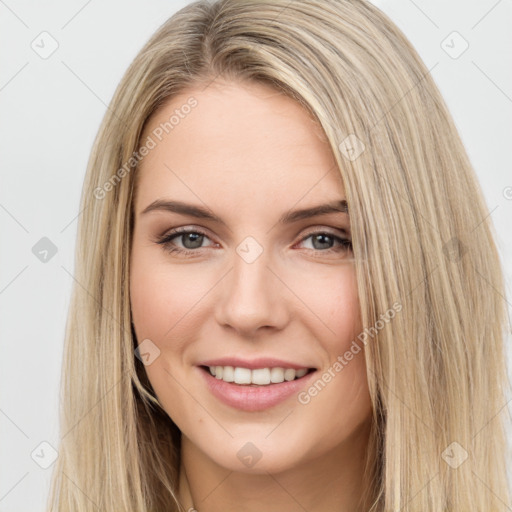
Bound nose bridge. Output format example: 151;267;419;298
215;238;287;335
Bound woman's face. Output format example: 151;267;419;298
130;79;372;474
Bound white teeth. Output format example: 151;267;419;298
252;368;270;385
222;366;234;382
233;367;252;384
207;366;311;385
284;368;296;381
270;367;284;383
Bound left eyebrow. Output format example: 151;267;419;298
139;199;349;224
279;200;349;224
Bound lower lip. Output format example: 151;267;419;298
198;367;317;412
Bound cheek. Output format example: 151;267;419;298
291;262;362;349
329;270;361;340
291;264;370;422
130;248;212;345
129;249;213;424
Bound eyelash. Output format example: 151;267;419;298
155;227;352;256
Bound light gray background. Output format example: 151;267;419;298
1;0;511;510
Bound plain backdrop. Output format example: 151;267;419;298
1;0;511;510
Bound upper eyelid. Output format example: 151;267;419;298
299;226;351;237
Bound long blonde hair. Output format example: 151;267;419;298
47;0;511;510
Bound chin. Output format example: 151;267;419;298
194;432;312;475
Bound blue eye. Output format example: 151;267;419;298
156;228;213;255
155;228;352;256
298;232;352;252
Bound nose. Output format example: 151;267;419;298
214;246;289;337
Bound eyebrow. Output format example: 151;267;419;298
140;199;348;225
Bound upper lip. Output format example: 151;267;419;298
198;357;316;370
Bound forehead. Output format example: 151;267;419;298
134;79;344;215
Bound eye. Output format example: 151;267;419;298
155;227;216;255
296;230;352;254
154;227;352;257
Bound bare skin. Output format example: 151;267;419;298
130;78;373;512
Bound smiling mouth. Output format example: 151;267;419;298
200;365;316;386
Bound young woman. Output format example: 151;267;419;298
47;0;511;510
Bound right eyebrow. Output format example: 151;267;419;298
140;199;227;225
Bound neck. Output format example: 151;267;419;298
177;420;372;512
